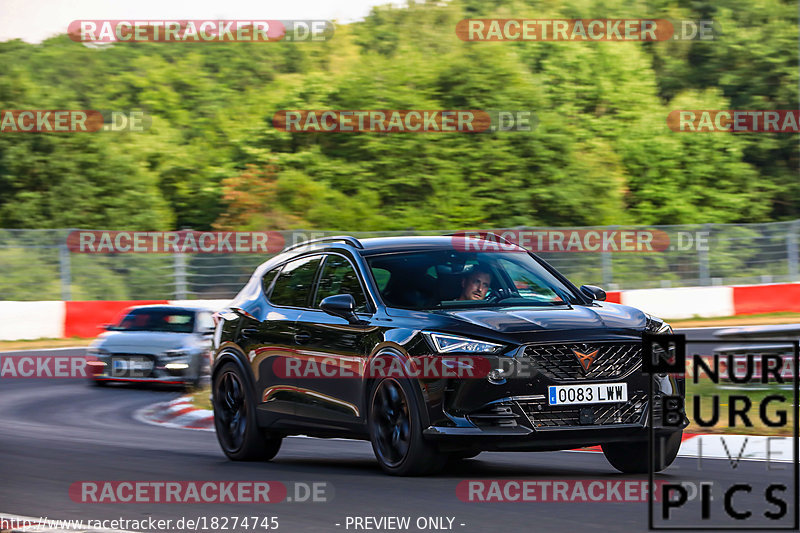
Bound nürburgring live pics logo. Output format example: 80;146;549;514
643;333;798;529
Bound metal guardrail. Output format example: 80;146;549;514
0;221;798;301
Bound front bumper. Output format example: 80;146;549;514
421;348;686;451
88;353;198;383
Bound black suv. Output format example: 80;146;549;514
211;235;685;475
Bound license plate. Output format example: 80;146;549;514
111;357;152;377
548;383;628;405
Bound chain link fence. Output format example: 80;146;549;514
1;221;799;301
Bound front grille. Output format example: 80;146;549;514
518;393;648;428
524;342;641;382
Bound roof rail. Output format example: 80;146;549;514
282;235;364;252
444;231;520;248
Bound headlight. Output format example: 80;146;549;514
424;333;503;354
645;314;673;334
644;314;677;375
165;349;190;358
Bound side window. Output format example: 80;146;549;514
262;267;280;296
269;255;322;308
315;255;369;312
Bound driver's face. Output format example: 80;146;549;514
461;272;491;300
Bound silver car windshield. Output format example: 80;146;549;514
115;309;196;333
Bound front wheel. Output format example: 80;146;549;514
212;362;282;461
368;378;444;476
602;430;682;473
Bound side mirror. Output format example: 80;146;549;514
580;285;606;302
320;294;361;324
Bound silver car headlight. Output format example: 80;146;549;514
424;333;503;354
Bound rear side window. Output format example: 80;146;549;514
269;255;322;308
262;267;280;295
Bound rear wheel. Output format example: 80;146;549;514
213;362;281;461
602;430;682;473
368;378;444;476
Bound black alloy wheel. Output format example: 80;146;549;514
368;377;444;475
213;361;281;461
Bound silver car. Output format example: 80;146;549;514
87;305;214;389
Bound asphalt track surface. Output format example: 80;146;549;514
0;344;796;532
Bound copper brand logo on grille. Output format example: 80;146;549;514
572;349;599;372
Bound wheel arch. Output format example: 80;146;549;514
363;346;432;429
212;346;259;407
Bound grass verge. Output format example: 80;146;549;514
189;385;212;411
670;312;800;328
685;378;794;436
0;337;94;351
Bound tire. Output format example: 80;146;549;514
212;361;282;461
602;430;682;474
90;379;107;387
368;377;444;476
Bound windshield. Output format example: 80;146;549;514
115;308;196;333
367;250;581;310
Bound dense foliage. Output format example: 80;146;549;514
0;0;796;232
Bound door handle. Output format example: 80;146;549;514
294;332;311;344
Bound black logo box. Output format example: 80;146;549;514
644;335;799;530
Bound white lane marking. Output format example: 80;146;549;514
567;434;795;463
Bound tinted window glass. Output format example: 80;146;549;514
315;255;368;312
262;267;280;295
367;250;577;310
372;268;390;291
269;256;322;308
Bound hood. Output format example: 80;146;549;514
430;302;646;337
94;331;198;355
